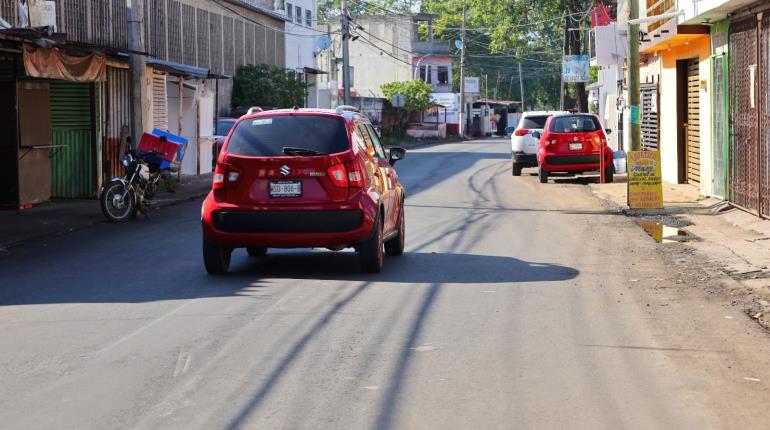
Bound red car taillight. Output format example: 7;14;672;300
345;161;365;188
514;129;530;137
327;163;349;188
212;163;241;189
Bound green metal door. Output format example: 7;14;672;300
50;82;94;198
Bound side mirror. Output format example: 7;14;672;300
531;131;542;140
605;129;612;135
389;147;406;165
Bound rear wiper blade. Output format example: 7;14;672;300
282;147;327;156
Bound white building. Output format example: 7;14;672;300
273;0;324;106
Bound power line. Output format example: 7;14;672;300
211;0;339;38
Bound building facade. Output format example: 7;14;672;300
0;0;286;208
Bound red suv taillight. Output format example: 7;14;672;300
514;129;530;136
327;163;349;188
212;162;241;189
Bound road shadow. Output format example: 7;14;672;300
230;250;578;284
0;250;578;306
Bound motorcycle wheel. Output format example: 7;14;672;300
100;180;135;222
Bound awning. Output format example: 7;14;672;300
303;66;328;75
22;43;105;81
146;57;209;79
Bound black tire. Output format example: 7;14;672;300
604;164;614;183
203;239;232;275
385;205;405;256
360;214;384;273
246;246;268;257
538;166;549;184
100;180;135;222
512;162;523;176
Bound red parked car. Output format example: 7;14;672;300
201;106;407;274
534;113;614;184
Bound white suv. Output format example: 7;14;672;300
511;111;567;176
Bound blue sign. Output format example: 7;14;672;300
562;55;590;83
455;39;463;49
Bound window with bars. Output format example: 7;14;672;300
295;6;301;24
223;16;234;75
197;9;210;69
305;10;311;27
286;3;293;21
210;13;223;75
182;4;197;66
167;1;182;63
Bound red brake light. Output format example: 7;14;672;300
327;163;349;188
514;129;530;137
212;163;241;189
345;161;365;188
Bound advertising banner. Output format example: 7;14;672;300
562;55;590;83
627;151;663;209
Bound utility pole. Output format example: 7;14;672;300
495;71;501;100
340;0;351;105
628;0;641;151
459;2;466;137
127;0;146;147
518;61;525;111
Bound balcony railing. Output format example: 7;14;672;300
646;0;677;33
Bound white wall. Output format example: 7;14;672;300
282;0;318;70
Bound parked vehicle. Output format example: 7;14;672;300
511;111;567;176
533;113;613;184
100;150;167;222
201;106;407;274
211;117;237;169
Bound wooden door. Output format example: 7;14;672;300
686;58;701;185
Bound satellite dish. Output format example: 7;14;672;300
454;39;463;49
317;36;332;50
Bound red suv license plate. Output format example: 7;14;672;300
270;180;302;198
569;143;583;151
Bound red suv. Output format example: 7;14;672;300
534;113;613;184
201;107;407;274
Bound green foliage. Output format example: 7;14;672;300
588;66;599;85
381;80;433;113
232;64;308;109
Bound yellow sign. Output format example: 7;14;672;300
627;150;663;209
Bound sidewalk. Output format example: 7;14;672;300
0;174;212;250
588;174;770;326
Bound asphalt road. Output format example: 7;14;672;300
2;139;770;429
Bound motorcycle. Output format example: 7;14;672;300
100;150;167;222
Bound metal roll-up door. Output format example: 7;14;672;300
686;59;701;185
103;67;131;183
729;17;759;213
640;83;659;151
50;81;95;199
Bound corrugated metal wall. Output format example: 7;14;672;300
50;82;95;199
102;67;132;183
760;14;770;216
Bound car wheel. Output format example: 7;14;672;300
246;247;268;257
360;214;384;273
203;239;232;275
604;164;614;183
384;205;405;256
538;166;549;184
512;162;523;176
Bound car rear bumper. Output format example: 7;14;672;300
512;152;537;165
540;153;611;172
201;192;377;248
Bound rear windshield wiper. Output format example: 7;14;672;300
282;147;327;156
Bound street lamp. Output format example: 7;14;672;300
413;53;434;81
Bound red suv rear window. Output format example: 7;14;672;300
226;115;349;156
549;115;601;133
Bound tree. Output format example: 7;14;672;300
232;65;308;109
381;80;433;127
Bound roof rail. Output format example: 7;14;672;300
246;106;264;115
335;105;360;114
